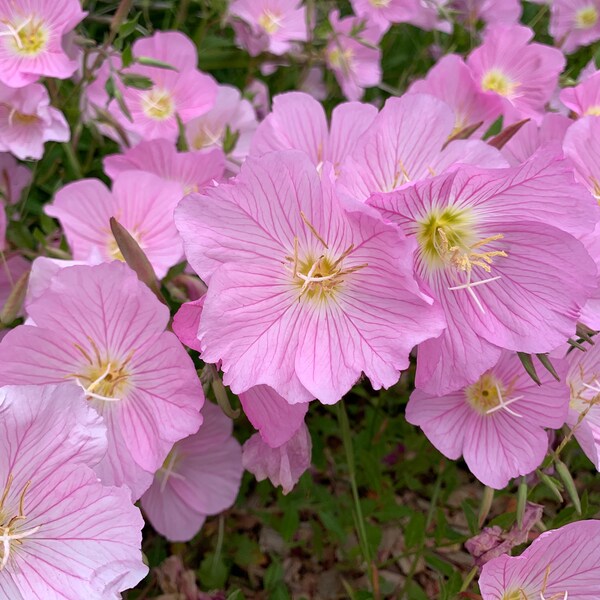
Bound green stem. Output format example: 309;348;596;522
61;143;83;180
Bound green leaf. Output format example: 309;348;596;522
118;13;140;38
137;55;179;71
198;552;228;589
404;512;426;549
517;352;541;385
120;73;154;90
555;460;582;514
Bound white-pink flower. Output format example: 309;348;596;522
0;262;204;499
0;383;148;598
0;82;69;160
46;171;185;279
0;153;30;204
0;0;86;87
141;402;242;542
550;0;600;54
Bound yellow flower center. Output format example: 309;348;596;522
1;15;48;57
141;88;175;121
585;105;600;116
481;69;517;97
158;448;186;492
576;6;598;29
192;125;222;150
107;229;143;262
328;47;354;74
258;10;282;34
285;212;366;302
9;110;39;126
370;0;392;7
0;474;40;571
70;340;132;403
501;592;527;600
417;207;507;313
466;373;522;417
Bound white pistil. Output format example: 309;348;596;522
486;384;523;418
582;379;600;395
448;274;502;315
0;525;40;570
75;362;121;403
158;453;186;492
0;16;31;50
540;592;568;600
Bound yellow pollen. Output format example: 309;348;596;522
501;591;528;600
285;214;366;302
328;47;354;74
370;0;391;6
1;15;48;57
584;105;600;116
70;338;132;403
258;9;282;34
481;69;517;97
107;229;143;262
466;373;523;417
576;6;598;28
141;88;175;121
192;125;222;150
8;109;39;126
0;474;40;571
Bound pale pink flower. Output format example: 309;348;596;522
299;67;327;101
409;54;503;134
560;71;600;116
407;351;568;488
103;139;225;195
245;79;270;120
185;85;258;172
0;0;86;88
502;113;571;166
467;25;566;123
229;0;308;56
0;82;69;160
326;10;382;102
450;0;521;28
114;31;217;144
141;402;242;542
368;150;598;394
172;297;308;448
0;153;30;204
337;93;507;202
46;172;185;279
479;520;600;599
251;91;377;172
401;0;452;33
0;262;204;499
563;116;600;198
350;0;415;33
565;341;600;469
0;383;148;598
176;151;445;404
551;0;600;53
243;422;312;494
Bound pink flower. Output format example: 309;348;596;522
46;171;185;279
337;93;507;202
251;91;378;172
141;402;242;542
242;422;312;494
0;383;148;598
0;152;30;204
229;0;308;56
467;25;566;123
550;0;600;54
172;297;307;447
176;151;445;404
566;341;600;469
350;0;415;33
479;520;600;599
245;79;270;120
114;31;217;144
400;1;452;33
560;71;600;116
326;11;382;101
0;254;29;319
450;0;521;28
299;66;327;101
368;150;598;394
409;54;503;134
103;139;225;195
185;85;258;172
0;262;204;499
406;351;568;488
0;82;69;160
502;113;571;166
563;116;600;198
0;0;86;88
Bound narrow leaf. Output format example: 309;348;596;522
478;486;494;528
577;322;598;344
517;352;541;385
136;56;179;71
109;217;166;304
537;470;563;503
487;119;529;149
0;269;29;325
443;121;483;149
536;353;560;382
120;73;153;90
555;460;582;514
516;477;527;528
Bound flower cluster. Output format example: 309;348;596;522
2;0;600;597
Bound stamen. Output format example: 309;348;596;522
0;474;13;511
0;16;31;49
485;385;523;418
300;211;328;248
0;525;41;570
